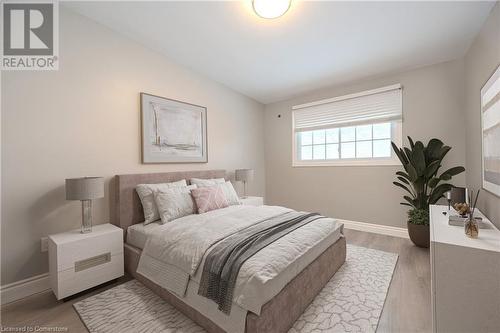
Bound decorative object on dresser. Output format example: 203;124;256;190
448;191;490;229
481;65;500;197
65;177;104;233
430;205;500;333
447;186;467;207
453;202;470;217
391;137;465;247
448;215;490;228
235;168;254;198
48;223;124;300
464;189;480;238
445;191;452;210
140;93;207;164
240;196;264;206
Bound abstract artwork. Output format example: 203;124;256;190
141;93;207;163
481;65;500;196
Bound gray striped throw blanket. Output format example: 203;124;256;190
198;211;322;314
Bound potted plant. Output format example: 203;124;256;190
391;137;465;248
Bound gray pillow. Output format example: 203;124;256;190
136;179;187;224
189;178;225;187
220;181;241;206
154;185;197;224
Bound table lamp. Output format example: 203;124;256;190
65;177;104;233
235;169;254;198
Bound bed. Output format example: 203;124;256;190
112;170;346;333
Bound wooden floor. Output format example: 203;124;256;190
346;229;431;333
1;229;431;333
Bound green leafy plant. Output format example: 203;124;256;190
392;137;465;225
407;208;429;226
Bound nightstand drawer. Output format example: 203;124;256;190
50;227;123;272
54;253;123;300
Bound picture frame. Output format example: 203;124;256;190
480;65;500;197
140;93;208;163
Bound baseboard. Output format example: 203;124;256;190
1;273;51;305
340;219;409;239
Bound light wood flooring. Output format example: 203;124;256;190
1;229;431;333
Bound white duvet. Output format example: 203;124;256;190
136;205;343;316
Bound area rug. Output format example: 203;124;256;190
74;245;398;333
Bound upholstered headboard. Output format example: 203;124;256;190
113;170;226;234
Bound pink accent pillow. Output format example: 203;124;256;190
191;185;229;214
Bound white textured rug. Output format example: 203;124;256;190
74;245;398;333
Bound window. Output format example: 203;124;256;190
297;121;398;161
293;85;402;166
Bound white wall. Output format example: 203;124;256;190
1;8;265;285
2;2;498;289
464;3;500;229
265;60;466;228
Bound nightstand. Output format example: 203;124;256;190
240;196;264;206
48;223;124;300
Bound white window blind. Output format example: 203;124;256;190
293;84;402;132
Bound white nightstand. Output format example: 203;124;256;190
240;196;264;206
48;223;124;300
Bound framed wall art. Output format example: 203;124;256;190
141;93;207;163
481;65;500;196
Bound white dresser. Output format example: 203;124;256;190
430;205;500;333
49;223;124;300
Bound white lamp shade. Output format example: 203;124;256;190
235;169;254;182
66;177;104;200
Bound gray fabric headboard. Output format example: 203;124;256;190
113;170;226;234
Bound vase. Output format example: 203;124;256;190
407;222;430;248
465;216;479;238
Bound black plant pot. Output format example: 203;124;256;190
407;222;430;248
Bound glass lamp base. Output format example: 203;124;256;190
81;200;93;233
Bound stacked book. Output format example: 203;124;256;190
448;215;491;229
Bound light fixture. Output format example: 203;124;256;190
252;0;291;19
235;169;254;198
66;177;104;233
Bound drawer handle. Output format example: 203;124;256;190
75;253;111;272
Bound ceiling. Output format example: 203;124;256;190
64;1;495;104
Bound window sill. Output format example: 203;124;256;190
292;158;401;167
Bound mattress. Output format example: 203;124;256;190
127;221;165;249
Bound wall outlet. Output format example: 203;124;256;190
41;237;48;252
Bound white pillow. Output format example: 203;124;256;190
190;178;225;187
136;179;187;224
219;181;241;206
154;185;197;224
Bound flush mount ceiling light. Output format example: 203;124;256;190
252;0;291;19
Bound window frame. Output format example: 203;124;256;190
292;120;403;167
